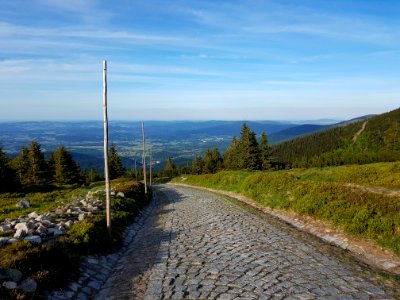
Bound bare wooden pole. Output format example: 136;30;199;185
149;145;152;187
142;122;147;194
103;60;111;236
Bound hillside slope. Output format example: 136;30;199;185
272;107;400;168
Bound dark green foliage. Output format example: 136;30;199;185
0;147;19;192
49;146;81;184
191;155;204;174
236;123;261;170
273;107;400;168
164;157;176;177
259;131;272;170
109;144;126;179
223;136;239;170
203;148;222;174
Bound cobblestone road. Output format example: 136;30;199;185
96;184;400;299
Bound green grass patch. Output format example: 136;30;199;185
174;161;400;256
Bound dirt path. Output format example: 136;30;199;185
353;121;368;142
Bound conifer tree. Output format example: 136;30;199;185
259;131;272;170
192;155;204;174
109;144;125;179
0;147;19;192
237;123;261;170
27;141;48;184
203;148;222;174
223;136;239;169
14;146;30;184
49;146;80;184
164;157;176;177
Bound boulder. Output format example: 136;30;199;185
35;225;47;235
13;223;29;238
35;215;49;222
64;220;74;228
0;224;12;232
24;235;42;245
2;281;17;289
78;213;85;221
16;198;30;209
0;237;10;246
28;212;39;219
0;268;23;282
117;192;125;198
19;278;37;293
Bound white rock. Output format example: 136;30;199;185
13;223;29;238
80;200;87;206
78;213;85;221
35;215;49;222
64;220;73;228
2;281;17;289
117;192;125;198
28;212;39;219
24;235;42;245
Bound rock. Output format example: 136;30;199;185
19;277;37;293
2;281;17;289
64;220;73;228
48;226;65;236
0;268;23;282
24;235;42;245
80;199;88;206
0;237;10;246
117;192;125;198
35;224;47;235
28;211;39;219
13;223;29;238
78;213;85;221
0;224;12;232
35;215;49;222
55;208;66;215
110;191;116;196
16;198;30;209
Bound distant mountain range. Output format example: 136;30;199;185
0;113;385;170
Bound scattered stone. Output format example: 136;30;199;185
35;215;49;222
117;192;125;198
2;281;17;289
24;235;42;245
0;237;10;246
0;268;23;282
0;224;12;232
16;198;30;209
13;223;29;238
36;224;48;235
28;211;39;219
64;220;74;228
19;277;37;293
78;214;85;221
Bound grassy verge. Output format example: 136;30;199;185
0;178;150;299
173;161;400;256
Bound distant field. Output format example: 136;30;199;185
174;162;400;255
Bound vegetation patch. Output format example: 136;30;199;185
174;161;400;256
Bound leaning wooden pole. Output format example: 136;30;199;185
103;60;112;236
142;122;147;194
149;145;152;187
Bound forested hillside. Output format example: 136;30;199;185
272;107;400;168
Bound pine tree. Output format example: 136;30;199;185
27;141;48;184
164;157;176;177
259;131;272;170
13;146;30;184
223;136;239;169
109;144;125;179
192;155;204;174
49;146;81;184
0;147;19;192
237;123;261;170
203;148;222;174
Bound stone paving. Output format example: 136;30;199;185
94;184;400;299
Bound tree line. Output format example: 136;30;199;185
0;141;126;192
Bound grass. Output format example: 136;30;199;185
174;161;400;256
0;178;150;298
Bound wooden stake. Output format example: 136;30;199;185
142;122;147;194
103;60;111;236
149;145;152;187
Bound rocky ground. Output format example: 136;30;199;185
72;184;400;300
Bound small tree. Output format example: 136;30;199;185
49;146;81;184
223;136;239;170
203;148;222;174
0;147;19;192
192;155;204;174
237;123;261;170
259;131;272;170
109;144;125;180
164;157;176;177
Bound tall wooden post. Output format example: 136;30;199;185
103;60;111;236
149;145;152;187
142;122;147;194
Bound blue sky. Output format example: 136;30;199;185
0;0;399;121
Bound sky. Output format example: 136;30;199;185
0;0;399;121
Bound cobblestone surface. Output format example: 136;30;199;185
95;184;400;299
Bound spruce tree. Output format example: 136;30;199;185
49;146;80;184
192;155;204;174
14;146;30;184
109;144;125;179
164;157;176;177
237;123;261;170
0;147;19;192
203;148;222;174
259;131;272;170
28;141;48;184
223;136;239;169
